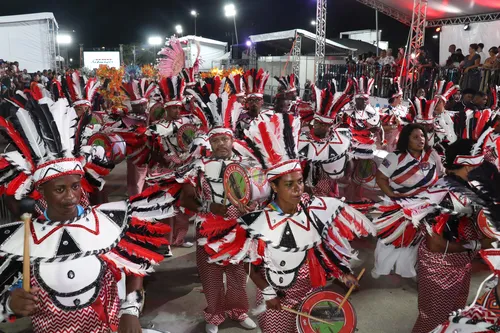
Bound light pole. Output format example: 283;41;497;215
191;10;198;36
175;25;183;37
224;4;238;45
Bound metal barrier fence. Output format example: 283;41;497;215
316;64;500;99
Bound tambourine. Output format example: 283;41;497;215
176;123;198;152
223;162;270;206
297;291;356;333
477;209;500;239
87;133;127;164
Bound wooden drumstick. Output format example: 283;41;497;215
21;213;32;292
337;268;366;312
281;306;336;326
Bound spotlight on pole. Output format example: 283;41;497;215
311;20;317;26
246;40;252;47
191;10;198;16
148;36;163;46
464;24;470;31
224;4;236;17
435;27;442;33
57;35;72;45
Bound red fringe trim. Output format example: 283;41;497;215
130;218;172;235
433;213;450;235
127;233;169;247
307;248;326;288
199;216;238;238
5;173;28;196
206;226;247;261
117;239;164;263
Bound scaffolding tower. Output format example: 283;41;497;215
314;0;327;85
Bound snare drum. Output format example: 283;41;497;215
477;209;500;239
352;150;389;190
87;133;127;164
297;290;356;333
223;162;270;206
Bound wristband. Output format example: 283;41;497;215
5;296;14;316
261;286;278;301
463;240;481;252
119;290;144;318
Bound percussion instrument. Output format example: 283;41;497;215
176;123;198;152
352;150;389;190
223;162;270;206
477;209;500;239
87;133;127;164
297;290;356;333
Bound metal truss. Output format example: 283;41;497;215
427;12;500;27
356;0;412;26
314;0;327;83
292;31;302;76
404;0;428;98
249;44;257;70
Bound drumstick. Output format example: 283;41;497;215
337;268;366;312
281;306;337;326
21;213;32;292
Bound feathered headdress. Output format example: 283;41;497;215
0;100;112;199
157;76;186;107
158;37;185;79
435;80;459;103
275;74;300;97
243;68;270;98
188;77;243;138
245;112;301;180
121;79;156;105
464;108;492;141
179;40;201;87
224;73;245;97
63;71;101;107
124;65;142;82
353;76;374;99
409;97;436;124
313;79;353;124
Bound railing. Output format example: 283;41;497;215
315;63;500;100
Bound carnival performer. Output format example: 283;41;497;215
372;123;444;280
428;160;500;332
379;80;407;152
198;112;376;333
234;69;270;139
274;74;299;114
411;139;492;333
460;88;496;142
173;84;256;333
433;82;459;151
0;98;177;332
298;81;352;198
473;87;500;171
62;70;101;117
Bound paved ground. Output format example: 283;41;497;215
0;163;492;333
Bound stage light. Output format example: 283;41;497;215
148;36;163;46
191;10;198;16
224;4;236;17
435;27;441;32
311;20;316;26
411;53;417;59
246;40;252;47
464;24;470;31
175;25;183;35
432;35;439;39
57;35;72;45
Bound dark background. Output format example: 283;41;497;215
2;0;441;65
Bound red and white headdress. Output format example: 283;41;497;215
157;76;186;107
224;73;245;97
243;68;270;98
275;74;299;97
188;77;243;138
353;76;374;99
435;80;460;103
122;79;156;105
0;100;112;199
410;97;436;124
64;71;100;107
388;79;402;100
245;112;301;180
313;79;353;125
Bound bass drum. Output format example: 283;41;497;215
223;162;270;206
297;290;356;333
176;123;198;152
352;150;389;190
87;133;127;164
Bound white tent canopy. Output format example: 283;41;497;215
0;12;59;28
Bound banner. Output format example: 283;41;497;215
83;51;120;69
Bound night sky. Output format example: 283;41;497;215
2;0;412;56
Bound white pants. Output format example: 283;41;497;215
373;239;419;278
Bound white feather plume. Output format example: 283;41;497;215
15;108;48;162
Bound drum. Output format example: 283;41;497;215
223;162;270;206
477;209;500;239
352;150;389;190
297;291;356;333
176;123;198;152
87;133;127;164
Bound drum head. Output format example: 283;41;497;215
177;124;197;152
224;163;251;206
353;159;377;185
297;291;356;333
88;133;126;164
477;209;500;239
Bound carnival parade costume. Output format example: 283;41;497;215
198;112;376;332
0;97;177;332
379;80;407;152
298;81;352;197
